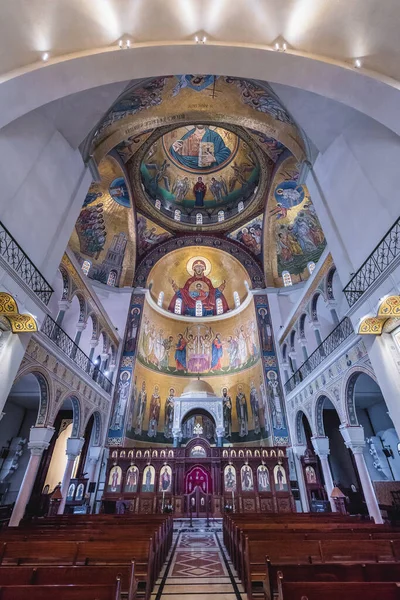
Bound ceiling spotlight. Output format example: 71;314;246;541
274;42;287;52
354;58;362;68
195;36;206;44
118;39;131;50
42;52;49;62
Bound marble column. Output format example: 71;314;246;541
100;352;109;373
311;322;323;348
299;337;309;361
311;436;337;512
340;425;383;524
88;339;98;362
291;444;310;512
288;351;298;372
73;321;86;347
58;437;85;514
56;300;71;326
86;446;102;484
9;426;55;526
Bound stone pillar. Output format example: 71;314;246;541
216;425;225;448
328;303;340;326
73;321;86;347
288;351;298;372
100;352;109;373
56;300;70;326
340;425;383;524
58;437;85;514
299;337;309;361
281;361;290;383
291;445;310;512
311;436;337;512
89;339;98;362
312;323;323;347
87;446;102;484
9;426;55;526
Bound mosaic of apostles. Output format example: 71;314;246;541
228;215;263;256
138;318;259;376
140;124;259;210
268;176;326;282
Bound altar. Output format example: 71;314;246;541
103;438;294;516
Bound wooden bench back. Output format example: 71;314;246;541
0;582;120;600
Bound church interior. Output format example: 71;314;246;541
0;2;400;598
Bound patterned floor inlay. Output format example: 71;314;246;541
155;523;242;600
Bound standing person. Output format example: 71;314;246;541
134;381;147;435
175;333;187;372
250;380;261;434
164;388;175;439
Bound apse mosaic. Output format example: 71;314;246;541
140;124;259;210
125;358;270;445
137;298;260;377
137;213;172;256
228;215;263;257
69;156;136;287
147;246;250;315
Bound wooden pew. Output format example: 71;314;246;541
264;562;400;600
0;580;121;600
276;572;400;600
0;564;137;600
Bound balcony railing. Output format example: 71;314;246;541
0;222;53;305
284;317;354;394
41;315;113;394
343;216;400;307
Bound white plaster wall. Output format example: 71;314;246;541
91;283;132;336
0;110;91;282
307;118;400;285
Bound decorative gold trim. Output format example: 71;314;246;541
378;295;400;317
358;316;386;335
94;109;305;166
0;292;18;315
5;314;38;333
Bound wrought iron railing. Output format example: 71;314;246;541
41;315;113;394
284;317;354;394
343;216;400;307
0;222;53;305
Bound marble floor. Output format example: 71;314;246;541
152;519;246;600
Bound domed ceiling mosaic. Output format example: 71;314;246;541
140;124;259;213
74;74;326;288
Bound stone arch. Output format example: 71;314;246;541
70;290;87;323
310;292;321;322
55;391;83;438
326;267;337;301
289;329;296;351
314;392;341;436
100;330;109;353
86;312;99;340
59;266;71;301
86;409;102;446
14;367;52;426
294;409;313;445
343;367;378;427
134;235;265;289
109;344;117;366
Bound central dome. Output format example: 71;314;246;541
130;122;267;231
182;379;216;397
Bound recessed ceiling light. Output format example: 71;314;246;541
354;58;362;68
42;52;49;62
195;35;206;44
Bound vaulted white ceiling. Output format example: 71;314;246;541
1;0;399;81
